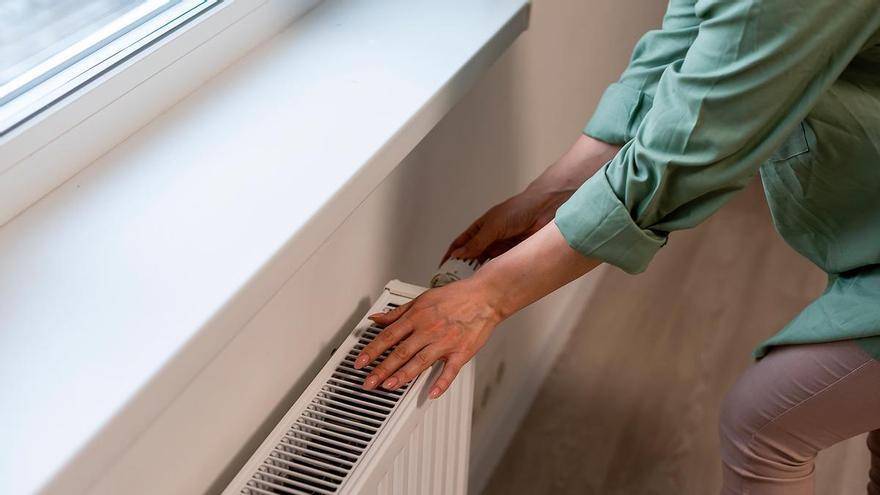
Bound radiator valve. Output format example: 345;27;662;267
430;258;483;288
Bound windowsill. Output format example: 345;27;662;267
0;0;529;493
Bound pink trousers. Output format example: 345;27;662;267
719;340;880;494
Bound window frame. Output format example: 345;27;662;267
0;0;223;136
0;0;321;227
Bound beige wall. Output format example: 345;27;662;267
400;0;668;490
304;0;669;491
85;1;667;493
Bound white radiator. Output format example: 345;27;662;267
223;279;475;495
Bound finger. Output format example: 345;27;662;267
451;223;498;260
441;218;484;265
362;333;431;390
381;345;446;391
429;356;466;399
366;300;413;327
355;317;413;371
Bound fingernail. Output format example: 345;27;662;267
381;377;399;390
364;375;379;389
450;249;463;259
429;387;441;399
354;354;369;369
367;313;382;320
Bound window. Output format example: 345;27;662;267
0;0;219;135
0;0;317;228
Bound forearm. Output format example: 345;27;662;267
359;186;601;397
472;220;601;320
526;134;621;195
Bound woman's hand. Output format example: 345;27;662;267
354;279;504;399
357;222;602;400
442;189;570;264
442;135;620;264
355;277;504;399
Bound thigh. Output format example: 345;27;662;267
721;340;880;474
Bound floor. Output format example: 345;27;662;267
483;179;871;495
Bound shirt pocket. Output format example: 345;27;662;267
768;121;813;163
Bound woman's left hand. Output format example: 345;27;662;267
355;277;504;399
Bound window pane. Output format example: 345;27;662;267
0;0;214;131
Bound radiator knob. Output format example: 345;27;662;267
430;258;483;288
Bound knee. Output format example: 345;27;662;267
718;379;759;467
718;373;813;479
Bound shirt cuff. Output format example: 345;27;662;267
583;83;652;144
554;166;667;274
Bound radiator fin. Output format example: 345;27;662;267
225;281;472;495
361;368;471;495
242;305;409;495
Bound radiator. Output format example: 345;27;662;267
223;276;476;495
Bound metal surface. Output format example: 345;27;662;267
225;281;473;495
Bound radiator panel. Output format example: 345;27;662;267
352;360;473;495
224;280;473;495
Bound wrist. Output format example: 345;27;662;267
468;222;602;323
468;259;520;322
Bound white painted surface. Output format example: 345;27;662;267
220;281;473;495
0;1;528;493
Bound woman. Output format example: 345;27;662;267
356;0;880;492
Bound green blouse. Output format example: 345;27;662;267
554;0;880;360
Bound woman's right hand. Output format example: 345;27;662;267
441;135;621;264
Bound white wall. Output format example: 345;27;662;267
84;1;666;493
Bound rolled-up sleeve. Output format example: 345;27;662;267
585;0;700;144
558;0;880;274
556;170;666;274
